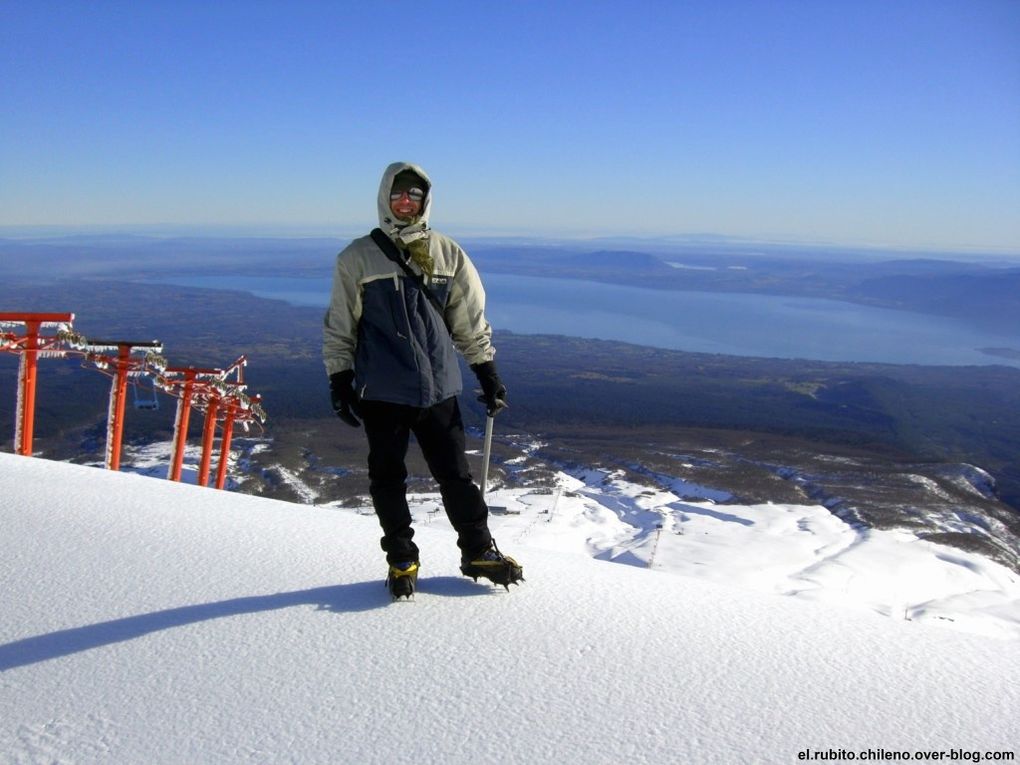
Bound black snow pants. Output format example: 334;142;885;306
361;396;492;565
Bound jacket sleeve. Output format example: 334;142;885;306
445;245;495;366
322;249;363;377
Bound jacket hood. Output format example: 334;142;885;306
378;161;433;243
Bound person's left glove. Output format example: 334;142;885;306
329;370;362;428
471;361;508;416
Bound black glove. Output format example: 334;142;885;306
329;370;362;428
471;361;508;417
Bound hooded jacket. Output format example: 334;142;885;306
323;162;495;408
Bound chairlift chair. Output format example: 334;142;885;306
132;375;160;411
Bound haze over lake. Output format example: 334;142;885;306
147;273;1020;368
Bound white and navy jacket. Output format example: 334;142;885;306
323;162;495;408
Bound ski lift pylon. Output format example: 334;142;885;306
79;338;163;471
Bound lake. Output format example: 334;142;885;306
150;273;1020;368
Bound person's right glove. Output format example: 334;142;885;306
329;370;362;428
471;361;508;416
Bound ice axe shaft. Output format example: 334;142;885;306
481;415;494;502
480;415;505;512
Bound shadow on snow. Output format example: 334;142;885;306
0;576;492;671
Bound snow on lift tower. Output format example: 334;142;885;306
0;312;79;457
80;339;166;472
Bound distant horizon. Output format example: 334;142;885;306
2;222;1019;261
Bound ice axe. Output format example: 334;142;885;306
480;412;508;514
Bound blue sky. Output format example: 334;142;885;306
2;1;1018;251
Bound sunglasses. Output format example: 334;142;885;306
390;187;425;202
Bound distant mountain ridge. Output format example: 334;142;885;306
2;234;1018;332
848;269;1020;327
561;249;674;272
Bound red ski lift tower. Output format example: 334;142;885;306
0;312;78;456
157;356;266;489
157;363;227;483
213;392;266;490
194;355;247;488
81;339;166;471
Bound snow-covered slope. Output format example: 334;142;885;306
108;437;1020;640
477;469;1020;640
1;454;1018;764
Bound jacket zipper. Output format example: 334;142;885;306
394;276;408;340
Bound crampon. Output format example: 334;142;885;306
460;541;524;591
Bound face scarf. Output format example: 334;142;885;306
388;169;434;279
395;222;434;280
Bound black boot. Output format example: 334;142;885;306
386;561;419;600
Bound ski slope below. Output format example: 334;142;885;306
1;453;1018;764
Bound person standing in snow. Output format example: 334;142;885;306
323;162;523;599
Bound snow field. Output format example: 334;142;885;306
2;453;1017;764
446;465;1020;639
110;438;1020;638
